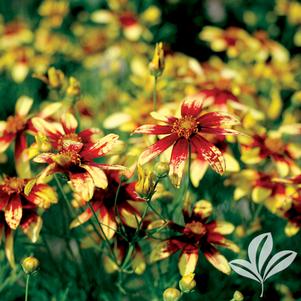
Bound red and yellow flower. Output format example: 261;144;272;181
0;176;57;266
32;113;124;202
70;171;142;239
134;94;241;186
150;200;239;275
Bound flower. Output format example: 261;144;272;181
70;171;142;239
134;94;241;186
32;113;124;202
0;176;57;267
150;200;239;275
22;256;40;274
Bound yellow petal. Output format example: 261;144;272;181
15;96;33;117
252;186;272;203
178;251;198;276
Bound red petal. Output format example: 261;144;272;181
197;112;240;127
169;138;189;187
181;94;205;117
0;133;15;153
15;133;31;178
5;195;23;230
200;127;241;136
191;135;225;175
0;192;9;210
138;133;177;165
80;133;119;159
78;128;101;143
61;113;78;134
134;124;172;135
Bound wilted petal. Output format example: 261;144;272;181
20;214;42;243
5;195;23;230
5;229;15;268
191;135;225;175
138;133;177;165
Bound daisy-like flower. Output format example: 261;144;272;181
0;176;57;267
32;113;124;202
150;200;239;275
0;96;61;178
69;171;142;239
134;94;241;186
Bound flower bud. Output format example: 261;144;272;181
149;42;165;77
233;290;244;301
163;288;181;301
48;67;65;89
67;77;80;97
135;164;155;197
179;273;196;293
22;256;39;274
154;162;169;178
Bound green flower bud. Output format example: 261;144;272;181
163;288;181;301
154;162;170;178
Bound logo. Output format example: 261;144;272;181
229;232;297;298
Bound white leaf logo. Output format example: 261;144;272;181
229;232;297;297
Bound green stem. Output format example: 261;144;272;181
25;274;30;301
153;76;158;111
88;202;118;264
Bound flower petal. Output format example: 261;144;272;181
61;113;78;134
80;133;119;159
138;133;177;165
15;133;31;178
31;117;64;138
181;93;205;117
134;124;172;135
150;111;177;123
0;133;15;153
178;247;199;276
15;96;33;117
191;135;225;175
68;172;95;202
5;195;23;230
197;112;240;127
169;138;189;188
200;127;241;136
20;213;42;243
5;229;15;268
26;184;58;209
98;206;117;239
204;246;231;274
81;164;108;189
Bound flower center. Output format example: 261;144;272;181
264;137;285;153
172;116;198;139
185;221;206;236
2;177;24;194
6;115;26;134
58;133;83;152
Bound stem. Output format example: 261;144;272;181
25;274;30;301
260;281;264;298
153;76;157;111
88;202;118;264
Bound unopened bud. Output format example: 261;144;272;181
179;273;196;293
233;290;244;301
67;77;80;97
48;67;65;89
149;42;165;77
154;162;169;178
22;256;39;274
135;164;155;197
194;200;212;218
163;288;181;301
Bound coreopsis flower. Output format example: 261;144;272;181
0;96;61;178
70;171;142;239
134;94;241;186
150;200;239;275
239;130;301;177
228;169;291;214
0;176;57;267
199;26;257;58
32;113;124;202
